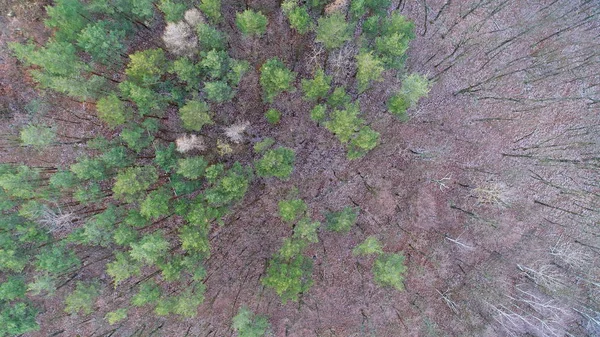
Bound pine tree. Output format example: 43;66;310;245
236;9;268;37
315;12;353;50
259;58;296;103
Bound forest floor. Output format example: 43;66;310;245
1;0;599;336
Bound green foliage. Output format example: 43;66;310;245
324;103;363;143
315;12;353;50
106;252;141;286
199;0;222;23
64;282;100;315
325;206;359;233
262;255;313;303
179;100;213;131
204;164;225;183
125;49;167;86
292;217;320;243
200;50;229;79
119;80;163;116
0;276;26;301
265;108;281;124
356;51;385;93
20;124;56;149
105;308;128;325
282;1;312;34
350;0;391;18
301;68;331;102
259;58;296;103
131;281;161;307
140;188;172;220
353;236;383;256
386;93;410;121
232;306;270;337
101;146;133;169
236;9;268;37
278;199;307;223
35;245;80;274
253;138;275;153
0;165;40;199
120;125;154;152
347;126;380;159
255;147;296;180
372;253;407;291
204;163;251;207
96;94;127;128
81;206;119;247
327;87;351;108
177;156;208;179
399;73;431;106
179;224;209;254
196;23;226;51
129;232;170;265
44;0;88;42
113;224;139;246
113;166;158;202
204;81;235;102
227;59;250;86
310;104;327;122
170;58;202;90
70;157;106;181
77;21;125;63
0;302;39;336
154;143;177;172
27;274;57;297
159;0;186;22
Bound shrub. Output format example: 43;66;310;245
204;81;235;102
282;1;312;34
236;9;268;37
301;68;331;101
324;102;363;143
278;199;307;223
140;188;171;220
310;104;327;122
96;94;127;128
129;232;170;266
176;156;208;179
105;308;128;325
327;86;351;108
372;253;407;291
265;108;281;124
260;58;296;103
262;254;313;303
64;282;100;315
253;138;275;153
353;236;383;256
112;166;158;202
20;124;56;149
292;217;320;243
179;100;213;131
255;147;296;180
199;0;222;23
326;206;359;232
196;23;226;51
347;126;380;159
356;51;385;93
315;12;353;50
158;0;186;22
232;306;271;337
125;49;167;86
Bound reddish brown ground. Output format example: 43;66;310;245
1;0;599;336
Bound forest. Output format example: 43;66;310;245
0;0;598;336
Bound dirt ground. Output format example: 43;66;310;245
1;0;599;336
